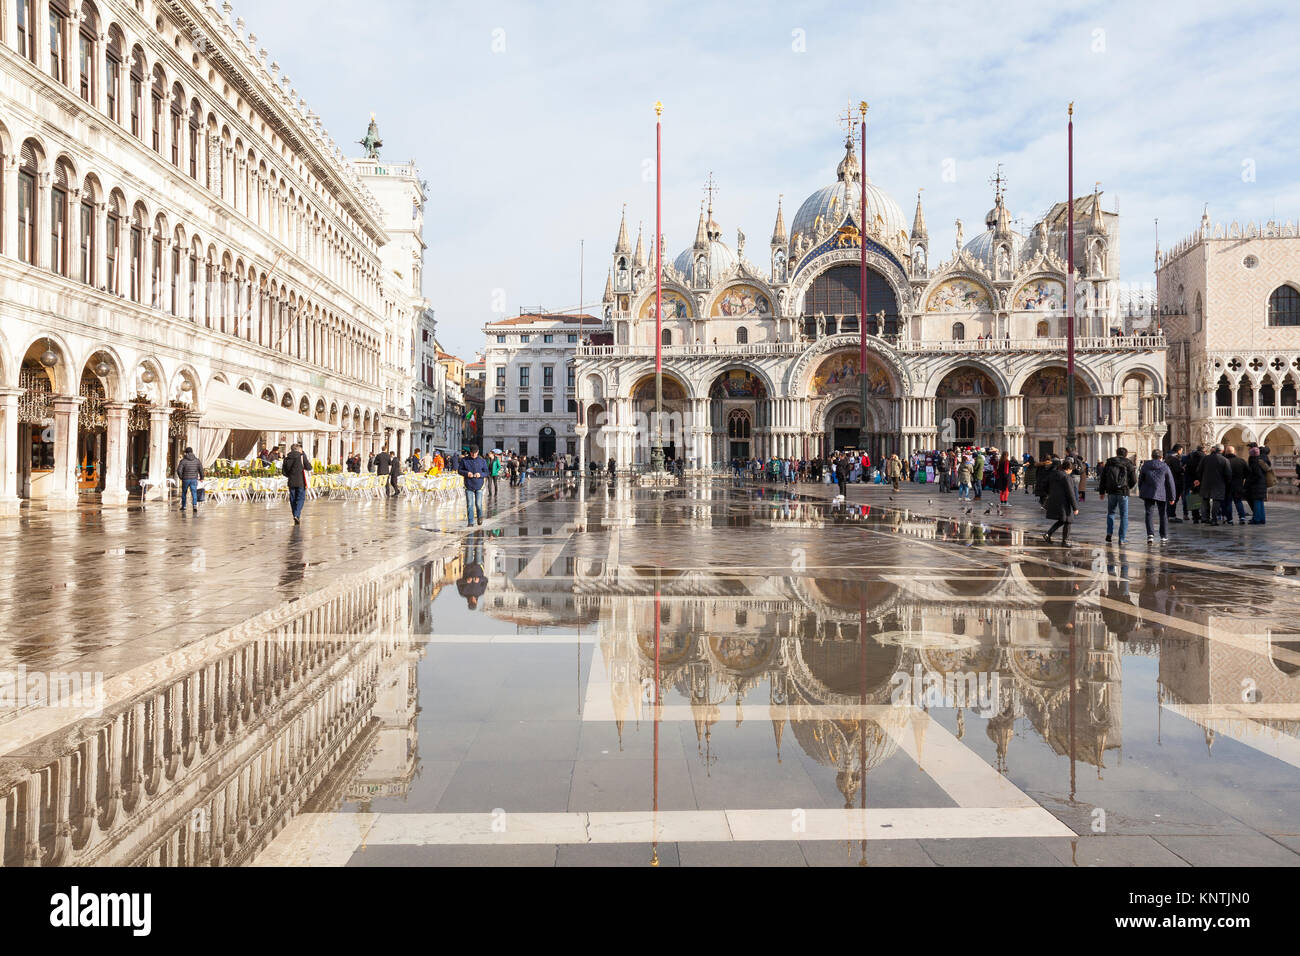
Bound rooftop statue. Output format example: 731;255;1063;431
359;113;383;159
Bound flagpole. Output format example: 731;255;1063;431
1066;102;1077;454
651;101;665;474
857;101;870;456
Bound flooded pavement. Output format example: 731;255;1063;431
4;481;1300;866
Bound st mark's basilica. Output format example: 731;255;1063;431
577;129;1167;469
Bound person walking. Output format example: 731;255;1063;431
1041;459;1079;546
835;453;852;498
458;444;490;527
487;451;501;498
374;447;391;488
1138;448;1177;543
972;448;985;499
1245;446;1273;525
283;442;311;525
176;446;204;512
1197;444;1232;526
1223;445;1249;525
388;451;403;497
1099;446;1138;545
885;453;902;492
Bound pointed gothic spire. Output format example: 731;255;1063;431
614;204;630;254
602;268;613;302
910;190;928;239
771;195;786;244
633;222;645;268
693;201;709;250
1089;186;1108;235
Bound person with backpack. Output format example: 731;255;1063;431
1245;445;1274;524
282;442;311;525
1099;446;1138;545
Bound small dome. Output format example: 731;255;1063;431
963;228;1027;271
673;240;737;286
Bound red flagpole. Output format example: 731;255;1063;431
655;105;663;378
652;102;664;471
857;101;870;454
1066;102;1077;453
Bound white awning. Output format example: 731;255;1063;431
202;379;341;433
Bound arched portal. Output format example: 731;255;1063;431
807;348;898;461
631;373;689;467
1021;367;1091;461
709;368;767;465
935;365;1001;449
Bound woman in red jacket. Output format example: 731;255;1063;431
993;447;1012;509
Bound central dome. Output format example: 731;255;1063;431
790;140;907;246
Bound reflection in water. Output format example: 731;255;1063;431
5;485;1300;865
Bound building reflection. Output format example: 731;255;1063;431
0;552;449;867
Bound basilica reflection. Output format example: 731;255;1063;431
4;488;1300;866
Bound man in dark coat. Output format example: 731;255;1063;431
1183;444;1206;521
175;446;204;512
374;447;391;484
835;454;852;496
1196;444;1231;525
282;443;311;525
388;451;403;496
1166;444;1185;523
1223;445;1249;524
1245;446;1271;525
1041;460;1078;545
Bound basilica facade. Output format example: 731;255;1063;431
577;134;1167;469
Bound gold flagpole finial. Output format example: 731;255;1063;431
654;101;663;117
1068;101;1074;116
859;100;869;118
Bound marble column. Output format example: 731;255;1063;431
147;407;171;501
47;395;84;510
0;389;21;516
102;401;130;506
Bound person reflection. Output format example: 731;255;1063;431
1101;558;1135;642
279;535;307;591
456;531;489;610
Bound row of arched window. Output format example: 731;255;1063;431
2;129;382;384
6;0;382;307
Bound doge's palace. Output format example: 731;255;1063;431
0;0;394;510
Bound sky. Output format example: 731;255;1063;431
243;0;1300;359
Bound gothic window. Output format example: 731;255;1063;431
189;102;201;179
1036;320;1049;338
106;195;122;292
953;407;976;443
1194;292;1203;331
952;321;965;341
661;329;672;346
1215;375;1232;408
728;409;751;440
736;326;748;344
170;84;184;167
1267;285;1300;327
